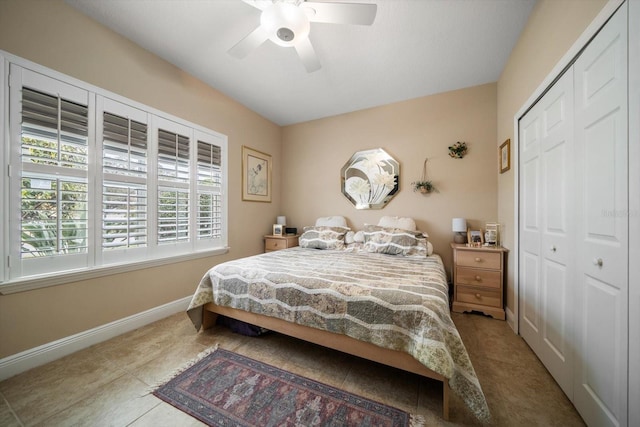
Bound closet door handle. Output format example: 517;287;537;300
550;246;557;252
593;258;603;267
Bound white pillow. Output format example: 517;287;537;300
353;230;365;243
427;241;434;256
345;230;355;244
377;216;416;231
315;216;348;228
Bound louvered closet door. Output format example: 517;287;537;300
519;70;574;397
572;4;628;427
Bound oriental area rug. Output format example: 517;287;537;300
153;347;423;427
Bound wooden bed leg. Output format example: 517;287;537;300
442;379;450;421
202;309;218;330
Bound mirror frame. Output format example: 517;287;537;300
341;148;400;209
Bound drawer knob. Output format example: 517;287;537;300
474;257;481;262
551;245;557;252
475;275;481;281
593;258;603;267
475;293;481;299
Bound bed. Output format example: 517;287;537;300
187;220;490;423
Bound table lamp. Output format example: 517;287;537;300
452;218;467;244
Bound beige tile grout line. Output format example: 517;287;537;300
1;390;24;427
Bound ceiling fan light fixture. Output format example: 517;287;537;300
260;2;310;47
276;27;295;42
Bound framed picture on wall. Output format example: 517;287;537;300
242;146;272;202
499;139;511;174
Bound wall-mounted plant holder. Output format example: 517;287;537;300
411;158;437;194
448;141;467;159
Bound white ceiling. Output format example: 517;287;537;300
66;0;536;126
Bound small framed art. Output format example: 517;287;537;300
242;146;272;202
499;139;511;174
272;224;283;236
467;229;484;247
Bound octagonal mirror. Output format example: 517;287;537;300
341;148;399;209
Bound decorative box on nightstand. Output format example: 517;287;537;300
264;235;299;253
451;243;508;320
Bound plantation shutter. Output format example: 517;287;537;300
156;122;191;245
101;102;149;252
158;129;190;182
4;60;228;286
20;86;89;259
196;139;222;240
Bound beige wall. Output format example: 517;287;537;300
496;0;608;314
0;0;282;358
1;0;605;360
282;83;498;274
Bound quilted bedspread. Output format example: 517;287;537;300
187;247;490;422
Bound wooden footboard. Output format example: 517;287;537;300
202;302;450;421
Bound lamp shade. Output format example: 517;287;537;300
276;216;287;225
452;218;467;232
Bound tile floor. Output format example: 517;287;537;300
0;312;585;426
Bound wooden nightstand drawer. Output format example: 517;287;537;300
265;239;285;251
264;235;299;252
456;250;502;270
455;267;502;289
457;285;502;308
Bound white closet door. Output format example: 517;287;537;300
519;70;574;397
573;4;628;427
538;71;574;396
628;0;640;425
519;99;542;353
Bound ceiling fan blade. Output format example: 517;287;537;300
302;2;377;25
240;0;273;11
294;38;321;73
228;26;269;59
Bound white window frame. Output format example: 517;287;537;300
0;51;228;294
0;55;6;284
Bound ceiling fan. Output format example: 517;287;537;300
228;0;377;72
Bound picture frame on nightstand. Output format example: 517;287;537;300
467;229;484;246
272;224;283;236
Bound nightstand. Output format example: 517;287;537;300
264;235;299;252
451;243;507;320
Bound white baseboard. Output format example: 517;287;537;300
505;306;517;333
0;296;191;382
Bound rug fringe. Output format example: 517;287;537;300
144;344;218;395
409;414;426;427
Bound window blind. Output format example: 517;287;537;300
103;112;147;177
21;87;88;170
4;60;227;285
196;140;222;239
158;129;189;182
20;87;89;258
101;110;149;251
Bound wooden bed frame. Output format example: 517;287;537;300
202;302;451;421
